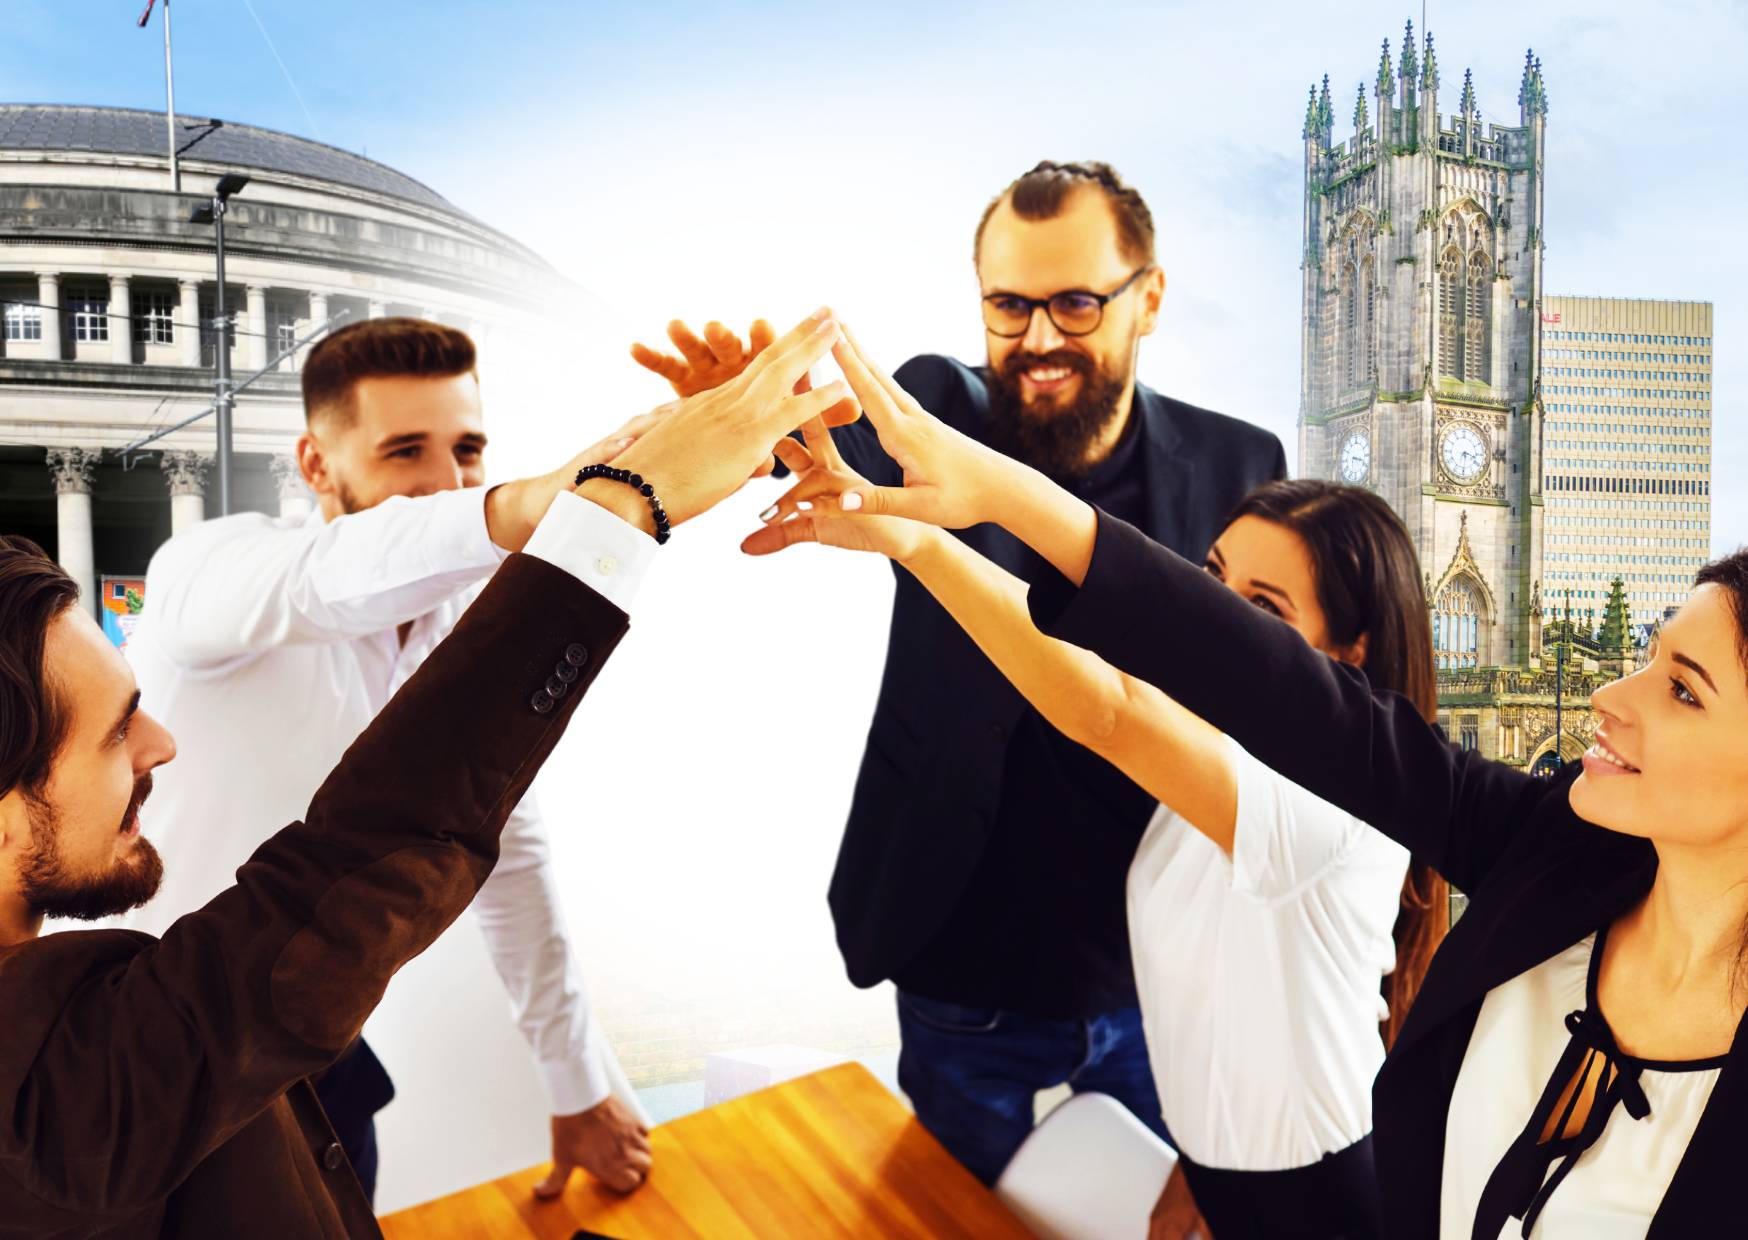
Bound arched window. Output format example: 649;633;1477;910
1343;261;1360;386
1466;250;1492;382
1433;577;1484;669
1438;248;1463;380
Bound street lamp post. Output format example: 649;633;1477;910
190;172;250;515
1553;589;1570;767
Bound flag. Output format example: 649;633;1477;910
137;0;158;28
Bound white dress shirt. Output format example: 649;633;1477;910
119;486;655;1116
1442;932;1721;1238
1128;735;1409;1170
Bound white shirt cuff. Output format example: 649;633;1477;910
538;1045;614;1116
453;484;512;567
522;490;658;613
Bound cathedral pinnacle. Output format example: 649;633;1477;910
1422;30;1439;91
1377;39;1393;96
1354;83;1369;133
1303;83;1319;139
1399;20;1418;86
1460;67;1477;119
1318;74;1334;133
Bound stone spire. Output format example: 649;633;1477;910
1376;38;1394;96
1354;83;1369;134
1399;19;1418;86
1422;29;1440;91
1460;67;1477;119
1519;50;1549;117
1318;74;1333;134
1303;83;1319;139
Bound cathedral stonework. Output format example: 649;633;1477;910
1298;29;1598;768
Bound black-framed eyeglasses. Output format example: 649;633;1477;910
980;266;1152;338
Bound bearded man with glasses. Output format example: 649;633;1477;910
636;160;1286;1190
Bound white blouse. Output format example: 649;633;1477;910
1442;932;1723;1238
1127;735;1410;1170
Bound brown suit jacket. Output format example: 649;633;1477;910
0;553;627;1238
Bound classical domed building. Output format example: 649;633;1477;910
0;103;565;627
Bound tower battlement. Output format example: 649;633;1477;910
1304;23;1546;181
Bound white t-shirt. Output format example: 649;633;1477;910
1441;933;1722;1238
1127;735;1410;1171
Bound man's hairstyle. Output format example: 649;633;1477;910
0;536;80;801
301;317;477;426
973;160;1157;267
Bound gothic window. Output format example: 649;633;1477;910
1433;576;1485;669
1343;262;1359;386
1361;257;1376;380
1438;248;1463;380
1466;251;1492;382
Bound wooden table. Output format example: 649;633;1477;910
379;1062;1036;1239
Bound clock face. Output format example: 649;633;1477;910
1338;431;1371;484
1440;425;1487;484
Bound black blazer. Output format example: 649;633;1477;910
0;555;626;1238
823;354;1287;988
1027;508;1746;1238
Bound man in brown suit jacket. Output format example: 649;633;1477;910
0;310;850;1238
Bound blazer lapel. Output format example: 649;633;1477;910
1391;820;1658;1057
1137;387;1191;547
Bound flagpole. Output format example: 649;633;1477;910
162;0;179;192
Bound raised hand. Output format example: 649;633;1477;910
762;322;1013;531
483;402;674;552
631;318;775;397
738;421;934;562
581;309;860;532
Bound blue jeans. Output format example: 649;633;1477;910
895;989;1171;1186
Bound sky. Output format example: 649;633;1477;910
4;0;1741;548
6;0;1743;1207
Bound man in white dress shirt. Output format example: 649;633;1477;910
120;317;660;1201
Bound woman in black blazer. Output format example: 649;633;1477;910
750;326;1748;1238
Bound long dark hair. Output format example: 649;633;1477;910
1694;548;1748;994
1223;480;1447;1048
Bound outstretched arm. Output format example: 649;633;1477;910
753;324;1552;890
744;434;1240;850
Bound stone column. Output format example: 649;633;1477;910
245;285;269;372
160;450;211;534
110;275;134;365
178;279;203;367
46;448;99;615
272;454;313;520
308;290;330;334
367;299;387;320
37;273;62;360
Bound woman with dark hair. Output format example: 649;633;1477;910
756;327;1748;1237
752;450;1442;1231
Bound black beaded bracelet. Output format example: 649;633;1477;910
574;463;671;544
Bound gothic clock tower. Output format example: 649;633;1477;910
1298;26;1548;673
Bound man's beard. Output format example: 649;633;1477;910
17;774;164;922
985;346;1133;479
336;479;366;516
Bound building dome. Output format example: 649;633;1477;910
0;102;566;629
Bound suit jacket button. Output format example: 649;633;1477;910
545;675;569;698
553;660;579;684
323;1142;345;1171
564;643;589;668
531;689;555;715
